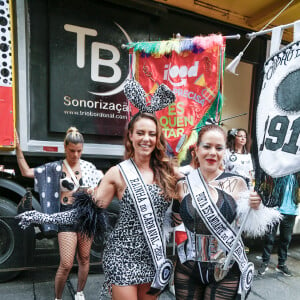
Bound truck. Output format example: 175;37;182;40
0;0;269;282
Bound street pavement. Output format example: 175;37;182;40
247;240;300;300
1;238;300;299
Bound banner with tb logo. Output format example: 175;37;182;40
256;23;300;177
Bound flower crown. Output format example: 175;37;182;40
229;128;238;136
124;79;175;113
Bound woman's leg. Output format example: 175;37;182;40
137;282;158;300
112;285;138;300
174;260;204;300
76;233;93;292
55;232;77;298
204;269;240;300
112;283;157;300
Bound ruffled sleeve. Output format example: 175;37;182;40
236;191;282;238
80;159;104;188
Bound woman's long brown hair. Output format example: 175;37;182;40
226;128;250;154
124;112;178;199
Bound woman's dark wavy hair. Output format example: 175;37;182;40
226;128;250;154
124;112;177;199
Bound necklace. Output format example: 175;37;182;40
229;151;237;162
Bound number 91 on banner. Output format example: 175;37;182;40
258;114;300;177
260;115;300;154
256;39;300;178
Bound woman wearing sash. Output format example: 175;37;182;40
174;124;263;300
15;127;103;300
16;79;179;300
94;111;180;300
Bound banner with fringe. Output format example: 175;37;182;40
256;24;300;178
255;21;300;206
128;34;226;159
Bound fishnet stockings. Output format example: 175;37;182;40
76;233;92;292
174;260;240;300
55;232;92;298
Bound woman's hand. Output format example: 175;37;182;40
15;130;35;178
86;187;96;198
249;191;262;210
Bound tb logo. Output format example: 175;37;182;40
64;23;132;96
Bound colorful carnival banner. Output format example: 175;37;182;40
128;35;225;156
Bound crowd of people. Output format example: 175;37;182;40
15;81;297;300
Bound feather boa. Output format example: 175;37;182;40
236;191;282;238
72;191;108;238
126;34;224;55
16;192;108;238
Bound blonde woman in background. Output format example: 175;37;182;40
16;127;103;300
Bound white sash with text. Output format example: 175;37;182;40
186;169;254;293
118;159;173;292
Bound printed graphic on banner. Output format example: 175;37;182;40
256;40;300;177
131;36;225;155
0;0;15;148
48;0;137;136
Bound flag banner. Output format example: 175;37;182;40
129;35;225;156
256;35;300;177
0;0;15;149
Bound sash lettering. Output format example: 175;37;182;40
187;169;253;293
118;159;173;291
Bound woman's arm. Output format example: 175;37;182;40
94;165;121;209
15;131;34;178
16;209;77;229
